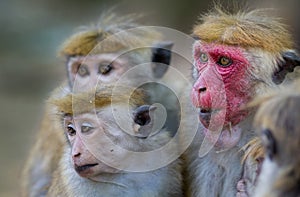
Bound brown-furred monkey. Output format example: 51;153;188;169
182;7;300;197
47;86;183;197
251;80;300;197
238;80;300;197
21;12;176;197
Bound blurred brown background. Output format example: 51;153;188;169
0;0;299;196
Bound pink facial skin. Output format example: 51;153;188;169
191;42;252;148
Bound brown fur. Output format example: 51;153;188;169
20;84;69;197
253;80;300;197
242;138;264;164
193;7;293;53
50;85;146;115
60;12;161;56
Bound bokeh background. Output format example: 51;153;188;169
0;0;299;196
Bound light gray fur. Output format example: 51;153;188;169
48;144;183;197
183;110;255;197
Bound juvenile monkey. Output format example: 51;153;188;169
250;80;300;197
182;7;300;197
21;12;176;197
47;86;182;197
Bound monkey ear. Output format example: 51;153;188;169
133;105;156;126
132;105;157;138
261;129;277;160
272;51;300;84
151;41;174;78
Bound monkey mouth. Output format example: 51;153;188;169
75;163;98;173
199;108;223;128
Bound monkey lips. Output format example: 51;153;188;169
74;163;99;177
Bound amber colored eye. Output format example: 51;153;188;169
66;124;76;136
217;56;232;67
77;64;90;77
199;53;208;63
99;63;113;75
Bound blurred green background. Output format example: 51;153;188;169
0;0;299;196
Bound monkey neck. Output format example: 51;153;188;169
200;113;255;151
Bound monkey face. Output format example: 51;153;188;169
67;54;130;91
63;113;123;178
191;41;252;147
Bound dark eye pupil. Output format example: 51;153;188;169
78;65;89;77
99;64;112;75
218;57;232;67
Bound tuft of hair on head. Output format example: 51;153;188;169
193;4;294;53
59;8;161;57
49;85;147;115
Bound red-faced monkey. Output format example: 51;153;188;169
21;12;176;197
182;7;300;197
46;86;183;197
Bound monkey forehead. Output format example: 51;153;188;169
193;41;249;63
51;86;146;115
71;109;115;122
192;8;293;53
68;53;128;65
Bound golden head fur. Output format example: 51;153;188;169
242;137;264;163
60;12;161;57
193;7;294;53
49;85;147;115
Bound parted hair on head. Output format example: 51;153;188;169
49;85;147;115
193;6;294;53
60;10;161;57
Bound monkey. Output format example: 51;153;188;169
181;6;300;197
21;12;178;197
46;85;183;197
249;80;300;197
236;79;300;197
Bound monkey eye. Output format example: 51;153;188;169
98;63;113;75
81;122;93;133
77;64;90;77
66;124;76;136
199;53;208;63
217;56;232;67
261;128;277;160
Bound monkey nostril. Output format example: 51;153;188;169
73;152;81;158
198;87;207;93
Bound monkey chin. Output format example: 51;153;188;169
199;108;244;150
